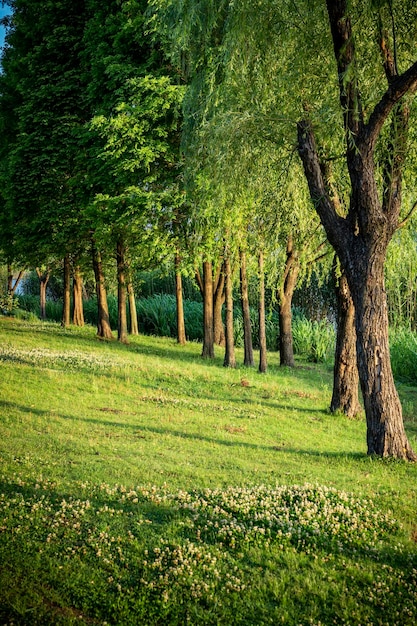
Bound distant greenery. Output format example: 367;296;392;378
0;316;416;625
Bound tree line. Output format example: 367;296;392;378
1;0;417;460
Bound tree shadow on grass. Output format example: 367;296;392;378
0;399;366;462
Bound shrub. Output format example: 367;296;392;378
0;293;19;315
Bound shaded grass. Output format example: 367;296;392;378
0;316;417;625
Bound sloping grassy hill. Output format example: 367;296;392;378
0;317;416;624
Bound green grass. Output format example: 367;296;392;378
0;316;416;625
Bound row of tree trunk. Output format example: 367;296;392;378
196;250;268;373
9;229;409;459
16;234;355;409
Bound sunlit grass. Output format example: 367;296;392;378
0;316;417;624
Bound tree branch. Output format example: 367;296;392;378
397;199;417;230
361;59;417;152
325;0;363;141
297;120;348;253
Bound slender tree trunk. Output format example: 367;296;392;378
240;249;254;366
62;255;71;328
175;253;186;345
91;241;113;340
127;281;139;335
7;264;24;296
330;259;361;417
213;262;225;346
124;258;138;335
117;239;128;343
200;261;215;358
7;263;13;294
72;265;84;327
279;236;300;367
36;268;50;320
258;250;267;373
223;256;236;368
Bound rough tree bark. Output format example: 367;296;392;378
91;241;113;340
35;267;50;320
72;264;84;327
330;258;361;417
62;255;71;328
175;253;186;345
223;256;236;368
297;0;417;459
240;249;254;367
116;238;128;344
278;236;300;367
258;250;267;373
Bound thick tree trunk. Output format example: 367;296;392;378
330;261;361;417
213;263;225;347
353;258;415;457
117;239;128;344
62;255;71;328
91;242;113;340
279;237;300;367
72;265;84;327
35;268;50;320
175;253;186;345
258;251;267;373
223;256;236;368
200;261;215;358
240;249;254;367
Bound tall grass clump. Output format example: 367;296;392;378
390;327;417;384
136;294;204;341
293;313;335;362
16;294;63;322
233;307;279;351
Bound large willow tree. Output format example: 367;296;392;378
152;0;417;459
297;0;417;460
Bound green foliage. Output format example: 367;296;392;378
233;306;279;351
0;293;19;315
292;313;335;363
390;327;417;384
136;294;203;341
386;226;417;330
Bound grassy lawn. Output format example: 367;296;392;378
0;316;416;624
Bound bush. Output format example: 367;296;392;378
0;293;19;316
